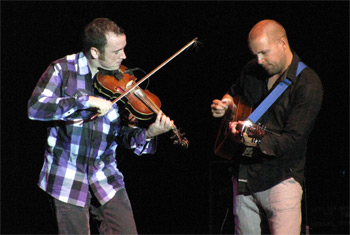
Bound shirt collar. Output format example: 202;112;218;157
77;52;90;75
285;51;302;83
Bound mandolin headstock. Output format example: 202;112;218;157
236;122;266;144
246;123;266;143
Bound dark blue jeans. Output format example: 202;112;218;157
50;188;138;234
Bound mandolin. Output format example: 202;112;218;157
214;95;266;159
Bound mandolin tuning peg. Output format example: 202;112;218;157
257;123;266;130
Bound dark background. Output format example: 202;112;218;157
1;1;349;234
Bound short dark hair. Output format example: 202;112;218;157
82;18;124;54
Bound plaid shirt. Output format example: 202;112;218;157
28;52;155;207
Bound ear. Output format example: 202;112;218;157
90;47;99;59
279;37;287;48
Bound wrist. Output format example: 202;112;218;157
222;98;233;109
145;129;154;140
76;95;90;109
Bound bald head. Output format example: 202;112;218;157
248;20;293;76
249;19;288;45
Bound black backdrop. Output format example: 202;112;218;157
1;1;349;234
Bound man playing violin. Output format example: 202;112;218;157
211;19;323;234
28;18;173;234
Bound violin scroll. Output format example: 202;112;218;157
170;127;189;149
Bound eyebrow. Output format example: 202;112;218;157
112;48;123;52
111;44;127;53
255;49;269;55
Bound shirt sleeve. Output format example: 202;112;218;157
27;63;90;121
259;69;324;156
116;126;157;156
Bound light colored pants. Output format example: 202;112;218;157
233;177;303;235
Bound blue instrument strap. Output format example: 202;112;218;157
247;62;307;123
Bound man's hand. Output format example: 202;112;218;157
88;96;113;116
241;132;258;147
146;111;174;138
229;121;257;147
211;99;230;118
211;96;236;118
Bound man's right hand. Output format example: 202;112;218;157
211;99;232;118
88;96;113;116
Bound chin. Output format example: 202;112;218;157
105;65;120;71
265;66;278;75
267;70;275;75
113;64;121;70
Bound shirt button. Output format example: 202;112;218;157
95;161;104;169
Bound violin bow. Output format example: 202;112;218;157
89;37;199;121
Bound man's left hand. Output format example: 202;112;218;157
242;132;258;147
146;111;173;138
229;121;258;147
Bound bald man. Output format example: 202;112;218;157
211;19;323;234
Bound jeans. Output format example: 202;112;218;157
51;188;138;234
233;177;303;235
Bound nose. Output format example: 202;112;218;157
120;49;127;59
257;54;264;64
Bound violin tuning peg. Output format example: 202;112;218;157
169;134;176;140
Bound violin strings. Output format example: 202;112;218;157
134;88;179;132
133;88;160;114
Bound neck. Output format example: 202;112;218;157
282;50;293;75
267;74;280;90
86;55;99;78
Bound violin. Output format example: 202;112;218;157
89;37;199;148
93;65;189;149
94;65;161;120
